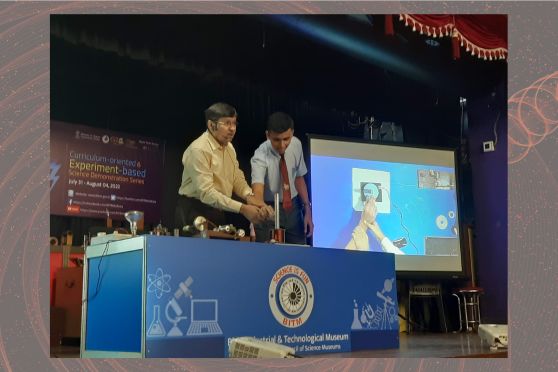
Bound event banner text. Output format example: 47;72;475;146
50;121;165;222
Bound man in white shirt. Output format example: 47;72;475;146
175;102;271;230
250;112;314;244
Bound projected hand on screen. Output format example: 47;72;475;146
361;196;378;228
345;198;404;255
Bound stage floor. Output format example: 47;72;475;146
323;331;507;358
51;332;507;358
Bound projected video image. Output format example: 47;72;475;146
352;168;390;213
311;156;459;256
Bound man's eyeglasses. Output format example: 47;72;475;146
214;120;238;128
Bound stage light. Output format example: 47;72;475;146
272;15;432;84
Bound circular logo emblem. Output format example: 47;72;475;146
269;265;314;328
102;135;110;144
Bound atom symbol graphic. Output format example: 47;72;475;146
147;268;171;299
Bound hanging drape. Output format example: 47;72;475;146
385;14;508;61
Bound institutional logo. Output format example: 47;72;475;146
268;265;314;328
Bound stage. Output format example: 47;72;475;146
51;332;506;358
323;332;507;358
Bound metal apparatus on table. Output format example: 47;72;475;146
182;216;245;240
124;210;144;236
269;193;285;243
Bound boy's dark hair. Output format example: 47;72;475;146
267;111;294;133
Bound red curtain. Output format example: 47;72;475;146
386;14;508;61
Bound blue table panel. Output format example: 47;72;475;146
144;236;399;357
85;249;143;352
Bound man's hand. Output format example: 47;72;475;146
255;205;274;221
240;204;265;225
361;197;378;226
304;205;314;237
368;221;386;242
246;195;274;221
246;194;264;207
261;205;275;221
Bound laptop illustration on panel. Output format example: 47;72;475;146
186;299;223;336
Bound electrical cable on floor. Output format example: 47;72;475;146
398;312;427;332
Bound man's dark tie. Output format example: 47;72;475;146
279;154;292;212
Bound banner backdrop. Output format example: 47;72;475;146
50;121;165;222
